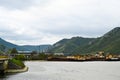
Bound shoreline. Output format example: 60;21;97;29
24;60;120;62
6;66;28;73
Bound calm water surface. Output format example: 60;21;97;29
1;61;120;80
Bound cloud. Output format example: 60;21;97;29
0;0;34;9
0;0;120;45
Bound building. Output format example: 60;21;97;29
54;53;64;56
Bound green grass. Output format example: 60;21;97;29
9;58;25;68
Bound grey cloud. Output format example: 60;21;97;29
33;14;116;37
0;27;38;41
0;0;33;9
0;0;120;45
0;0;51;10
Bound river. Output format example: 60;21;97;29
1;61;120;80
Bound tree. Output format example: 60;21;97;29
39;53;47;60
7;49;12;54
0;44;6;52
11;48;18;54
0;50;3;54
31;51;37;54
15;54;26;61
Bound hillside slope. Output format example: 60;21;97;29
20;45;52;52
50;27;120;54
50;37;95;54
0;38;52;52
0;38;22;50
83;27;120;54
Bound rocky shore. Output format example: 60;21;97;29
6;66;28;73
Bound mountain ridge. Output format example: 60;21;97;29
0;38;52;52
0;27;120;54
50;27;120;54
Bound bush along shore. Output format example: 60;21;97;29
6;58;28;73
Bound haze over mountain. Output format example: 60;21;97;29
50;27;120;54
0;27;120;54
20;45;52;52
0;38;21;50
0;38;52;52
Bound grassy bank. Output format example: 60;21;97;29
9;58;25;68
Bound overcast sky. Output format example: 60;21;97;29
0;0;120;45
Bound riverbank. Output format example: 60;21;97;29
47;57;120;61
6;66;28;73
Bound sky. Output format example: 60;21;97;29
0;0;120;45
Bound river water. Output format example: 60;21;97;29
1;61;120;80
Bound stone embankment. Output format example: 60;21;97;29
6;60;28;73
6;66;28;73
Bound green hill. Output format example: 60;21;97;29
1;27;120;54
50;37;95;54
0;38;22;51
50;27;120;54
83;27;120;54
20;45;52;52
0;38;52;52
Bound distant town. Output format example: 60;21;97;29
1;48;120;61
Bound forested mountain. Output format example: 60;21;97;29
83;27;120;54
50;37;95;54
0;27;120;54
0;38;22;50
20;45;52;52
0;38;52;52
50;27;120;54
0;44;6;52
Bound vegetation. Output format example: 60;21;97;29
31;52;48;60
0;27;120;56
14;54;26;61
0;50;3;54
9;58;25;68
11;48;18;54
50;37;94;53
0;55;8;58
0;44;6;52
38;53;47;60
50;27;120;54
0;38;52;52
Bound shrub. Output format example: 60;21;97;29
9;58;25;68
